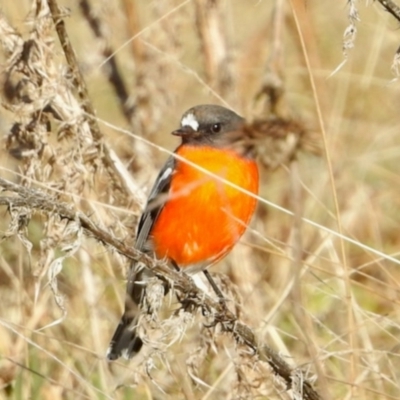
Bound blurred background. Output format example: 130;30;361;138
1;0;400;399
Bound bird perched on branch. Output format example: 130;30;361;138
107;104;259;360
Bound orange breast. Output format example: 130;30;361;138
150;145;259;267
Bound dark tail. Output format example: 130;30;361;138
106;263;151;360
106;315;143;360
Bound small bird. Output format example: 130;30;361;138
107;104;259;360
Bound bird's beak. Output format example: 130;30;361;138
171;126;198;138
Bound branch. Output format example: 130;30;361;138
377;0;400;23
0;176;321;399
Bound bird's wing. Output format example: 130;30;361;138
135;155;176;251
107;155;177;361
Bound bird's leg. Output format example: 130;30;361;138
203;270;228;311
171;259;180;272
171;259;196;311
171;260;228;312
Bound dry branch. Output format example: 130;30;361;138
0;176;321;400
377;0;400;22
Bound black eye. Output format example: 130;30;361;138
211;123;221;133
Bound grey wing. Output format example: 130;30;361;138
127;154;176;299
135;155;175;251
106;155;176;360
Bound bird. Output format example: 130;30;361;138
107;104;259;360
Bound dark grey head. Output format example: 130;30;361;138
172;104;245;146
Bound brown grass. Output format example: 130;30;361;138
1;0;400;399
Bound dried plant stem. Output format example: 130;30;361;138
120;0;152;136
0;176;321;400
377;0;400;22
289;160;328;400
194;0;233;97
79;0;135;124
290;1;357;397
46;0;133;197
121;0;145;61
254;0;286;117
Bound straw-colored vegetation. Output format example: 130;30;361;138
1;1;400;399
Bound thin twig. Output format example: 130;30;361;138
291;1;357;397
377;0;400;22
289;160;328;400
78;0;136;124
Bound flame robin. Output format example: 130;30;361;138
107;104;259;360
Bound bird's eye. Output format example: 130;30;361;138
211;123;221;133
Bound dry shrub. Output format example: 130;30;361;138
0;1;400;399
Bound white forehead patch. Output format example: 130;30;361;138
181;112;199;131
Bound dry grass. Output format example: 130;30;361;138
1;0;400;399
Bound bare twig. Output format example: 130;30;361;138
78;0;135;124
376;0;400;78
0;176;321;400
377;0;400;22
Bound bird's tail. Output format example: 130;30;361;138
106;314;143;360
106;263;152;360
